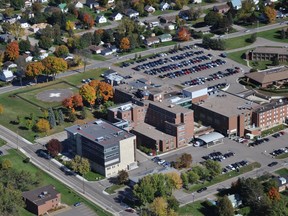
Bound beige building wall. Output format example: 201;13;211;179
105;136;136;177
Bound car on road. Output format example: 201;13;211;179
157;159;165;165
272;133;281;138
125;208;136;213
197;187;207;193
74;202;81;207
268;162;278;167
36;149;51;160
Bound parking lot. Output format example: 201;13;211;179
118;45;249;95
130;130;288;179
55;204;97;216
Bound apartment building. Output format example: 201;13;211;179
247;46;288;62
65;119;137;177
252;99;288;128
192;91;260;137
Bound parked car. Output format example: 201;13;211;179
197;187;207;193
268;162;278;167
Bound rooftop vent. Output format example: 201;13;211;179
117;131;124;135
96;136;104;142
94;120;103;125
42;191;48;195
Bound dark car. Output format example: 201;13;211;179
272;133;280;138
0;150;3;156
197;187;207;193
268;162;278;167
74;202;81;207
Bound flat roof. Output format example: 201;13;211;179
149;100;193;115
132;122;174;140
65;119;134;147
252;46;288;55
253;99;288;113
183;85;207;93
198;132;224;143
22;185;59;206
195;91;260;117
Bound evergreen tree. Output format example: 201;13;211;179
58;109;64;125
48;107;56;128
217;195;234;216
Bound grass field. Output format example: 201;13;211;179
0;68;106;141
0;137;7;147
227;49;249;66
104;184;125;194
275;168;288;176
224;35;253;50
178;200;215;216
16;82;78;109
257;27;288;43
0;149;112;216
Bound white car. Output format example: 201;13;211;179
158;159;165;165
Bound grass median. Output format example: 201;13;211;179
187;162;261;193
0;149;112;216
105;184;125;195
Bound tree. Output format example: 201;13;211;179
70;155;90;176
5;41;19;61
35;119;50;133
217;195;234;216
19;39;31;53
10;0;24;10
117;170;129;184
93;30;102;45
120;37;130;51
204;11;222;26
0;104;4;115
1;159;12;170
54;45;69;57
66;20;75;36
48;107;56;128
72;94;83;109
42;56;68;78
268;187;280;201
25;119;34;130
192;165;210;180
167;196;180;212
79;84;96;108
63;97;73;110
268;199;288;216
246;33;257;43
82;13;94;29
80;109;87;119
99;0;108;7
179;153;192;168
150;197;168;216
187;170;200;184
203;159;221;178
0;183;25;216
177;27;191;41
89;80;113;103
9;22;24;40
264;6;277;23
181;172;188;188
38;36;53;50
46;139;62;157
25;62;45;83
68;111;77;122
166;172;183;189
58;109;64;125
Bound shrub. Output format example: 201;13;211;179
23;157;30;163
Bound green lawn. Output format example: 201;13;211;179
0;149;112;216
16;82;78;109
276;153;288;159
119;47;148;56
188;162;261;192
0;138;7;147
257;27;288;43
227;49;249;66
249;60;272;70
178;200;215;216
261;124;286;137
156;41;177;47
153;9;175;16
0;68;106;141
104;184;125;194
224;35;254;50
275;168;288;176
89;54;107;61
85;170;105;181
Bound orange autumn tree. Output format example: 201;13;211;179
42;56;68;79
79;84;96;108
62;97;73;110
72;94;83;108
264;6;277;23
177;27;191;41
268;187;281;201
5;41;19;61
89;80;113;103
25;62;45;83
82;13;94;29
120;37;130;51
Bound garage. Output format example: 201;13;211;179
198;132;224;148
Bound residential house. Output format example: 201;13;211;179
159;15;176;24
179;10;190;20
22;185;61;216
124;9;139;18
213;4;230;13
25;0;32;7
0;69;14;82
58;3;68;13
107;0;114;4
19;19;30;28
39;50;49;60
144;5;156;13
159;2;170;11
74;1;83;8
163;23;175;30
89;45;104;54
145;36;160;46
158;33;172;42
101;48;113;56
65;119;137;177
85;0;99;9
227;194;242;208
95;15;107;23
275;176;288;192
231;0;242;10
110;12;123;21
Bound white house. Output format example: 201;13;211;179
95;15;107;24
158;33;172;42
19;19;30;28
110;12;123;21
39;50;48;60
160;2;170;10
86;0;99;9
38;0;48;3
74;1;83;8
107;0;114;4
144;5;156;13
0;69;14;82
124;9;139;18
25;0;32;7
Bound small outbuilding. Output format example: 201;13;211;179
197;132;224;147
